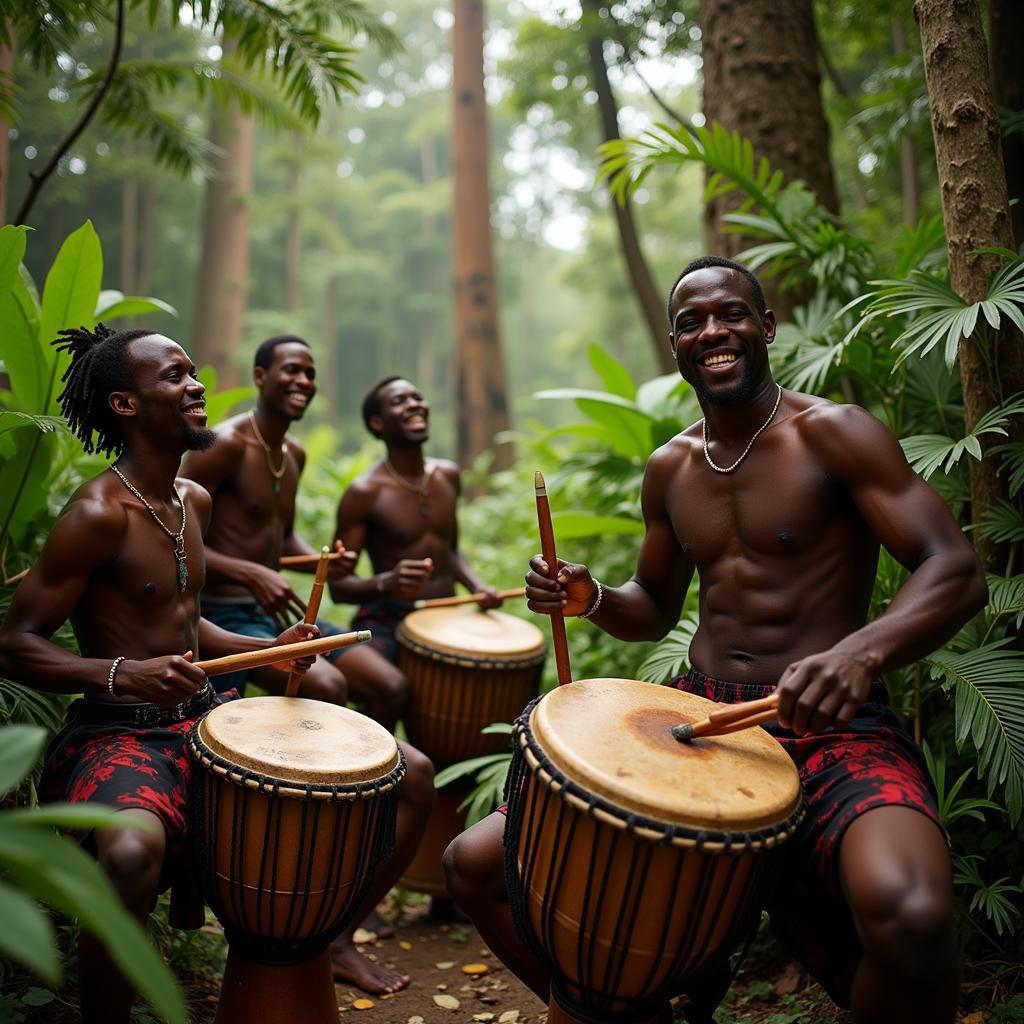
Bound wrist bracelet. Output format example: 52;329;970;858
107;656;126;697
376;575;385;592
578;580;603;619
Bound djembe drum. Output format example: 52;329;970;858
396;606;546;893
505;678;804;1024
189;696;405;1024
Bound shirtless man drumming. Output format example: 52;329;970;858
444;258;987;1024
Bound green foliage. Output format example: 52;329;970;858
0;725;186;1022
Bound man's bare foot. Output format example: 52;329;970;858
330;937;410;994
360;910;396;940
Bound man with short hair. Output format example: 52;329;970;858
444;257;987;1024
329;376;504;697
0;325;319;1023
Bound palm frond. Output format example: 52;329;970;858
635;613;698;683
925;642;1024;822
985;573;1024;630
976;500;1024;545
992;442;1024;498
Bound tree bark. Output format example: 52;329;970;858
285;132;302;313
583;0;674;375
191;47;254;385
989;0;1024;251
121;173;137;296
916;0;1023;570
452;0;512;473
138;180;155;295
699;0;838;317
0;25;14;226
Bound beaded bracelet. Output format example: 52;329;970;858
578;580;603;619
107;656;126;697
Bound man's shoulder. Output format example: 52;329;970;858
56;474;130;539
431;458;459;479
342;464;386;502
649;423;703;468
176;476;212;515
789;395;888;444
787;396;903;479
210;415;250;450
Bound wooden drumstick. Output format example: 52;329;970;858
534;471;573;687
279;551;345;567
285;546;333;698
196;630;371;677
672;692;779;742
413;587;526;609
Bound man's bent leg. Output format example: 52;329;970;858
334;644;410;732
443;812;550;1004
80;809;167;1024
329;741;435;993
840;805;958;1024
252;656;348;704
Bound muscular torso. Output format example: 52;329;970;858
198;415;301;595
352;459;461;600
660;396;878;683
69;475;208;701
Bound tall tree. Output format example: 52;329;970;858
451;0;512;471
915;0;1023;568
583;0;674;375
0;25;13;225
699;0;838;314
988;0;1024;251
191;76;254;385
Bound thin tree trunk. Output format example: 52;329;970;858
191;47;253;385
0;25;14;226
418;136;439;393
121;174;137;296
989;0;1024;251
285;132;302;313
583;0;674;375
323;275;340;426
916;0;1022;569
699;0;838;317
452;0;512;473
138;180;155;295
892;20;920;226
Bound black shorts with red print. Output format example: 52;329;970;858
39;692;236;892
667;667;942;1007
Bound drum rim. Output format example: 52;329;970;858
513;697;806;851
396;625;547;670
187;727;407;801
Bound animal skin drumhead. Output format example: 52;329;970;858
529;678;801;833
399;606;546;660
198;696;399;785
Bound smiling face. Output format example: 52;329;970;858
111;335;214;451
372;378;430;445
668;267;777;407
255;341;317;421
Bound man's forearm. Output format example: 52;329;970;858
577;578;680;642
329;573;388;605
0;632;111;697
204;546;261;589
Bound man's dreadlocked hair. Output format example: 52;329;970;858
54;323;154;457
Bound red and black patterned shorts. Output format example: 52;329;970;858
668;667;942;1007
39;693;236;891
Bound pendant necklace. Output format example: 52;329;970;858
110;465;189;591
384;459;434;517
249;411;288;495
702;384;783;474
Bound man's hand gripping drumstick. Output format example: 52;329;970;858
672;692;780;742
285;546;333;697
532;471;573;686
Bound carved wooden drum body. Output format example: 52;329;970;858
189;697;405;1024
397;606;546;767
505;678;804;1024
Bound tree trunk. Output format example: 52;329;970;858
191;48;253;385
138;180;155;295
916;0;1023;570
892;20;920;226
121;174;137;296
699;0;838;317
989;0;1024;251
285;133;302;313
583;0;674;375
323;274;340;426
0;25;14;226
451;0;512;473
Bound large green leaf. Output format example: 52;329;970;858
636;614;699;683
0;822;186;1023
39;221;104;414
550;511;644;539
0;880;60;985
0;270;45;412
0;430;57;549
94;290;178;322
0;223;29;297
587;343;635;400
0;724;46;796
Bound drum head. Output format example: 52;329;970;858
530;678;800;832
399;606;546;661
198;697;399;785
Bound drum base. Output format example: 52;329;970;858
215;947;339;1024
547;996;672;1024
399;788;468;895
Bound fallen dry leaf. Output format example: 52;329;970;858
498;1012;520;1024
774;961;802;996
407;1017;425;1024
473;1015;495;1022
352;999;375;1010
352;928;376;945
436;960;455;970
436;983;448;990
399;941;413;951
958;1015;985;1024
433;994;461;1010
462;963;488;976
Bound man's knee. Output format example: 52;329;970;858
443;815;505;901
854;875;953;960
300;659;348;704
374;666;410;716
398;742;436;813
97;825;165;908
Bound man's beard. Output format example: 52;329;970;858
183;425;217;451
692;360;759;407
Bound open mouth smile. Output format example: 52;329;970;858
701;352;739;369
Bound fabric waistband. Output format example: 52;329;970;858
201;594;260;607
75;682;216;728
681;667;889;707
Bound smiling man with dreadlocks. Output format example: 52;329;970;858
0;325;319;1024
